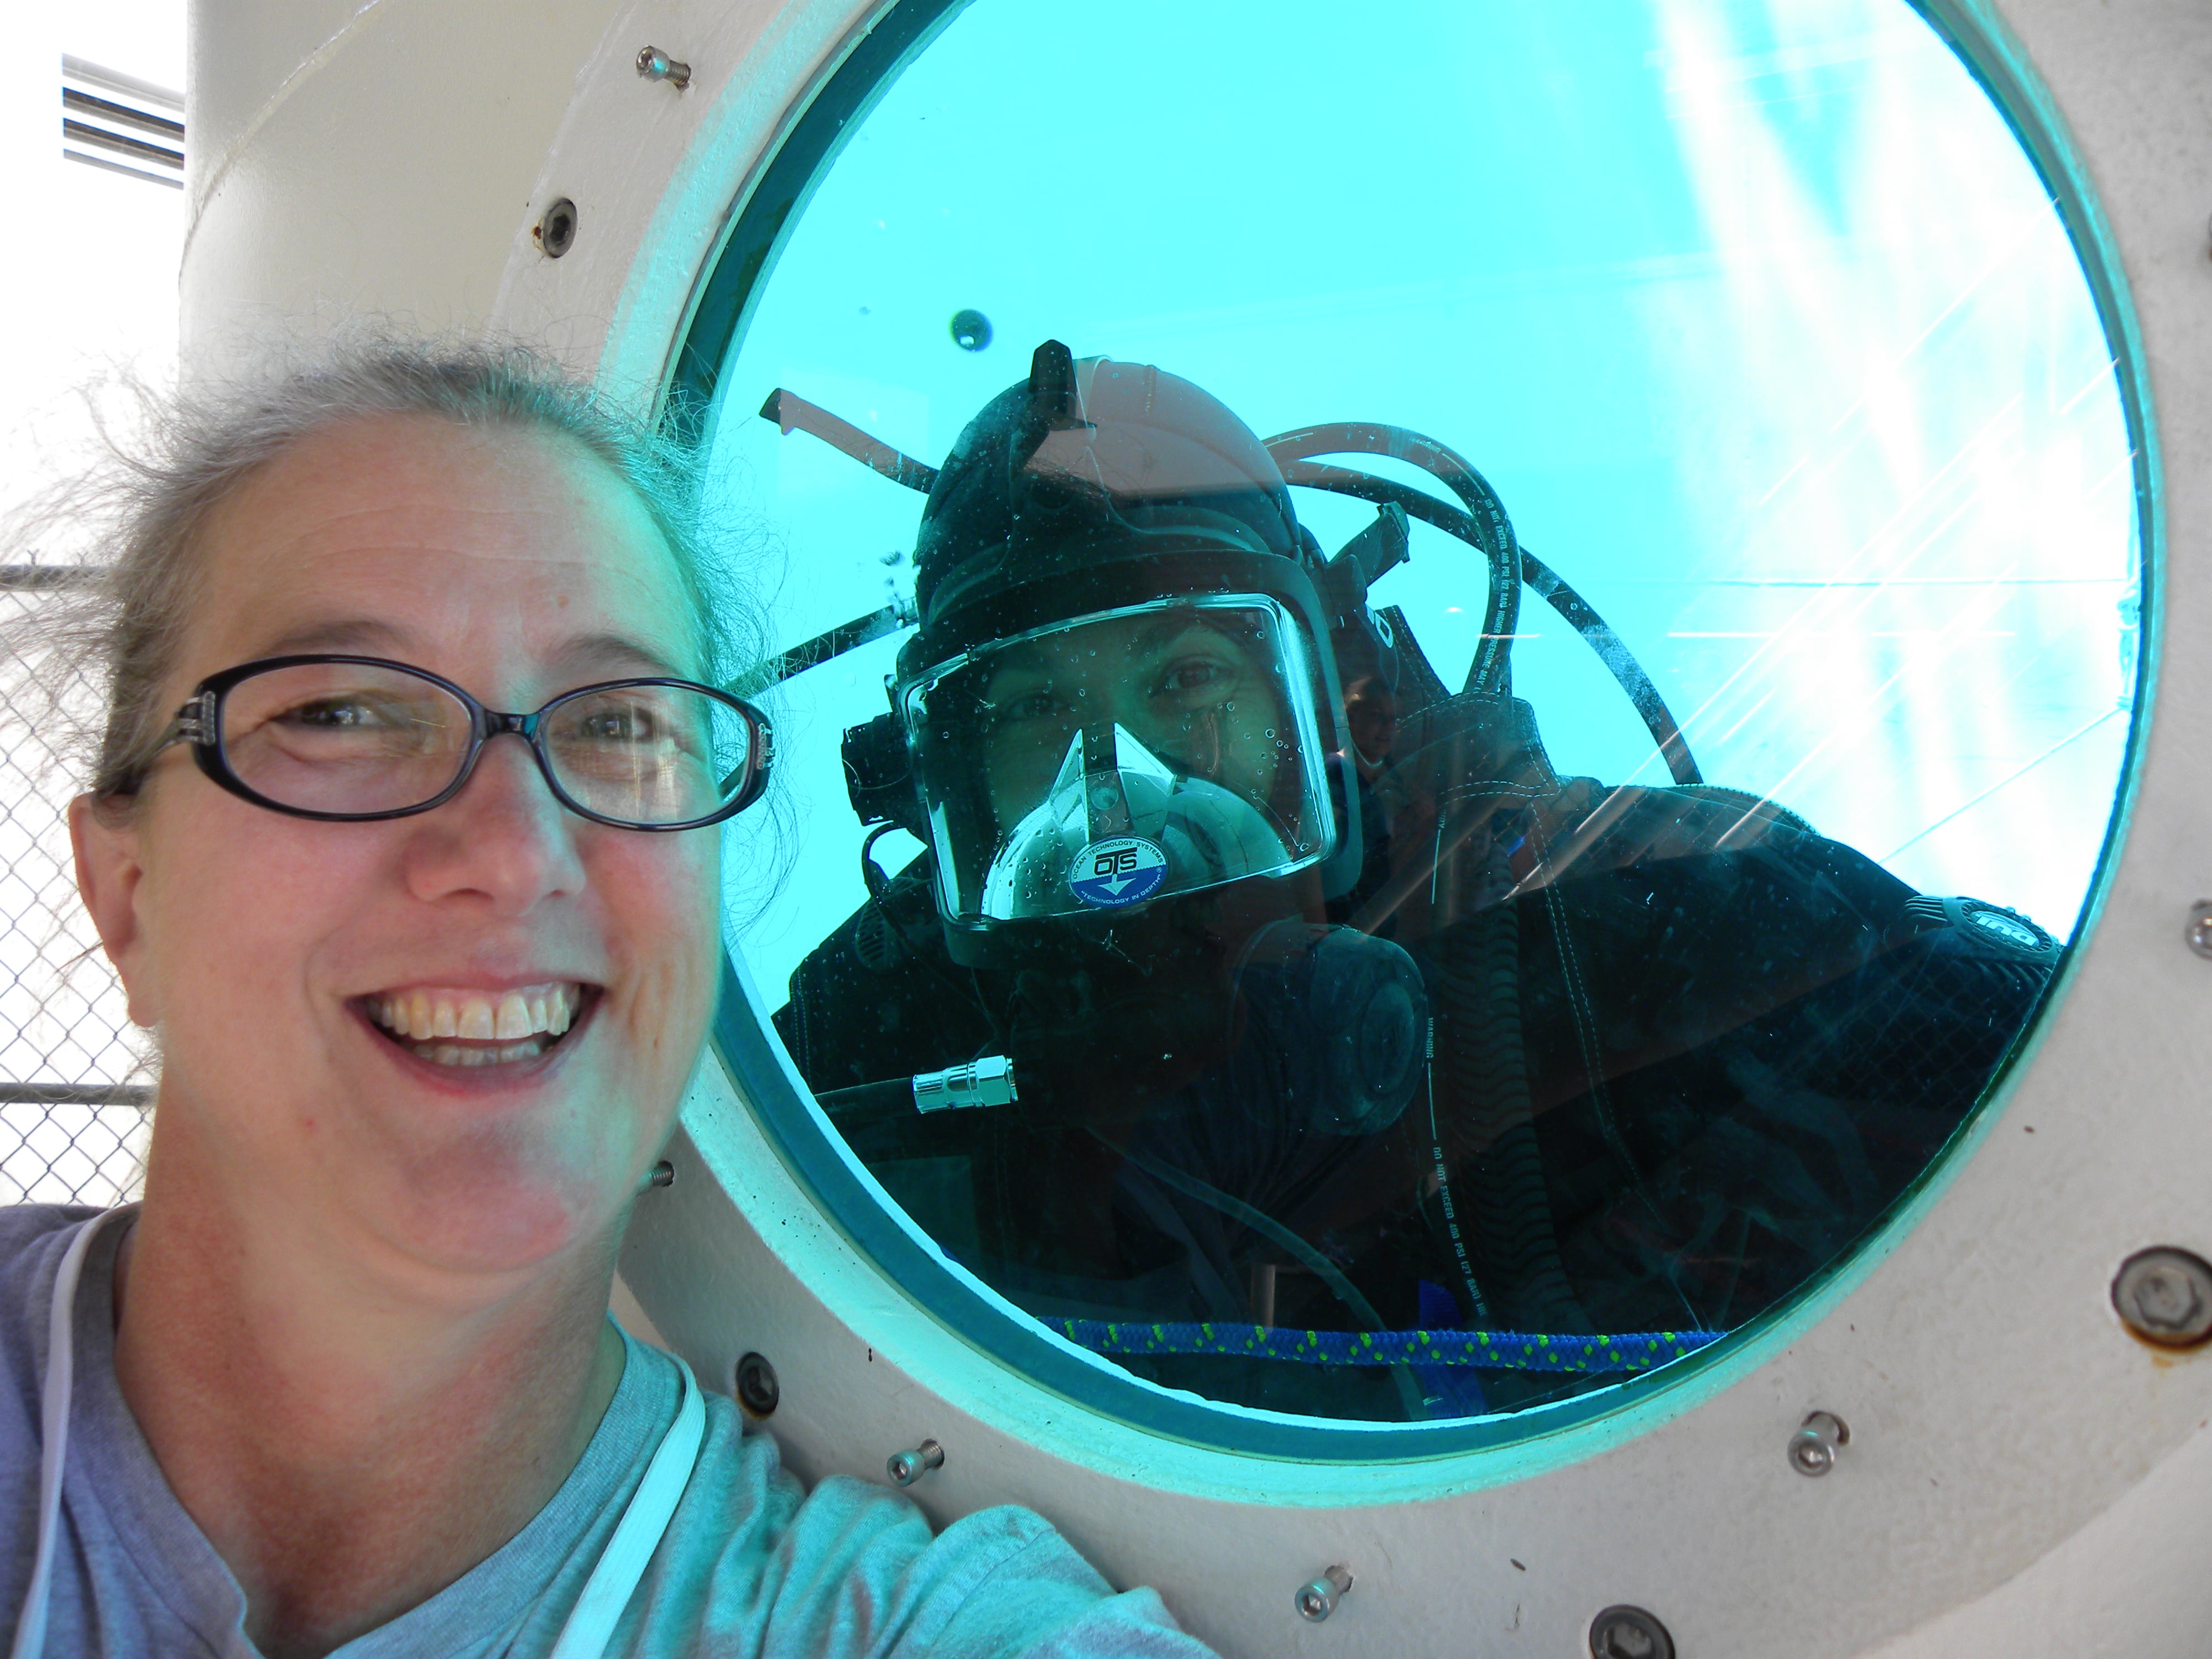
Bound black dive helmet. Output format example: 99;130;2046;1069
847;342;1400;968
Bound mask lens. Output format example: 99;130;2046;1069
909;597;1333;920
977;610;1275;825
218;661;468;815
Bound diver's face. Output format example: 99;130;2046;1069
979;607;1288;830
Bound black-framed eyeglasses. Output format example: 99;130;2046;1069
145;655;774;831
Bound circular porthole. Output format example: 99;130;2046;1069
681;0;2143;1456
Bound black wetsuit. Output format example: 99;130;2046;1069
775;688;2057;1421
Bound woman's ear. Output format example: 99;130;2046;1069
69;794;159;1029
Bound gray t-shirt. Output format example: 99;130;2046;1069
0;1206;1215;1657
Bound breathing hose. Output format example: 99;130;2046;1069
1434;899;1594;1336
1272;452;1703;786
1265;423;1521;698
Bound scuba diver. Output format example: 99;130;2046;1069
764;342;2059;1421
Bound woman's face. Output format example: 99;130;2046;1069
73;414;723;1277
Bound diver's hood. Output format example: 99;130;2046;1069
914;348;1306;639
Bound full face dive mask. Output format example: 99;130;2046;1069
852;343;1372;964
901;594;1339;925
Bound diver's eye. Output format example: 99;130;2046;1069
1155;655;1237;699
985;686;1070;726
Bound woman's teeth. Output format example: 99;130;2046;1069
367;983;582;1066
414;1038;555;1067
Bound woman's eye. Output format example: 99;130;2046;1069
281;697;387;728
579;708;654;742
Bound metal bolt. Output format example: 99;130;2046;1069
1590;1605;1674;1659
641;1159;675;1190
2189;902;2212;958
1293;1564;1353;1623
635;46;692;88
1789;1409;1850;1476
2113;1246;2212;1347
734;1352;779;1417
887;1438;945;1486
535;197;578;259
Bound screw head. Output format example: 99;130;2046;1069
1293;1566;1352;1623
2188;902;2212;958
1590;1605;1674;1659
1788;1409;1849;1476
634;46;691;86
536;197;578;259
886;1438;945;1486
1790;1433;1835;1475
2113;1247;2212;1347
733;1351;779;1416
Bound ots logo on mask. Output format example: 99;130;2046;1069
1068;836;1168;907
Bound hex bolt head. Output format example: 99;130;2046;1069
1590;1605;1674;1659
1789;1409;1850;1476
887;1438;945;1486
2188;901;2212;958
536;197;578;259
2113;1247;2212;1347
1293;1565;1354;1623
733;1352;779;1417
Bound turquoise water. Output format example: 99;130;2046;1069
707;0;2134;1033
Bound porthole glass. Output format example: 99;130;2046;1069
690;0;2141;1438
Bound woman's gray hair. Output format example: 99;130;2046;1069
30;338;767;807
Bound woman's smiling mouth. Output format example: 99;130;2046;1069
362;982;590;1067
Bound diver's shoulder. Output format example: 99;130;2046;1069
1553;780;1909;903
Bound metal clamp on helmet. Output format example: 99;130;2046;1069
842;712;926;840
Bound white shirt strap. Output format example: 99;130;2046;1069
546;1350;707;1659
10;1206;131;1659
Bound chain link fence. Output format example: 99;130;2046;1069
0;573;150;1207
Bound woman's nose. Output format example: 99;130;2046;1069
401;733;586;910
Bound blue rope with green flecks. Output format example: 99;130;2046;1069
1055;1321;1723;1373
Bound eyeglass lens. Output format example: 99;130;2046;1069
217;661;754;825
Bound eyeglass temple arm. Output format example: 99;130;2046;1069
717;710;774;807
